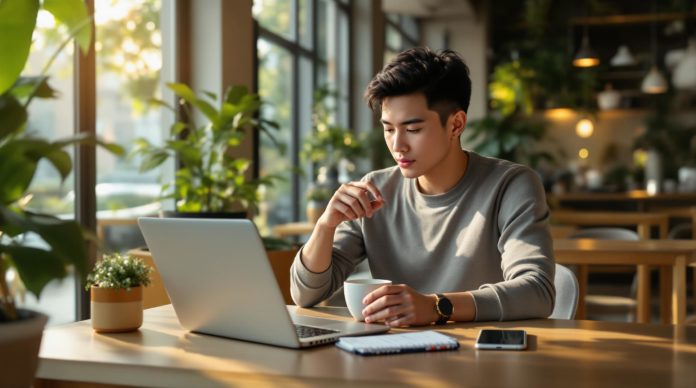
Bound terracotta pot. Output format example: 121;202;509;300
0;309;48;387
91;286;143;333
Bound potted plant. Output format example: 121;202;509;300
85;253;153;333
305;183;332;224
0;1;124;386
133;82;282;217
300;87;366;217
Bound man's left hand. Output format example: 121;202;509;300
361;284;438;327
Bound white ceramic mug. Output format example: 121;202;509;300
343;278;392;321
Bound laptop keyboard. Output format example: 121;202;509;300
294;324;339;338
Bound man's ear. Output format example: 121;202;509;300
450;110;467;138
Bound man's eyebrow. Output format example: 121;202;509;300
380;117;425;126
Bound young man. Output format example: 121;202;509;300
290;47;555;326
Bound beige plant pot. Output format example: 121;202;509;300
306;201;327;224
0;309;48;387
91;286;143;333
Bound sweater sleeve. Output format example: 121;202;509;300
469;168;556;321
290;219;367;307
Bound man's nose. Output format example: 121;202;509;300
391;132;407;152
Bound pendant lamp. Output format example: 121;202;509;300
610;45;636;66
642;0;667;94
573;30;600;67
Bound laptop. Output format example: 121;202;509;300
137;217;389;348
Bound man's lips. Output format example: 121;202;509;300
397;159;414;167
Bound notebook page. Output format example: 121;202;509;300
336;330;459;355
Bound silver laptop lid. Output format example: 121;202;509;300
138;217;302;348
138;217;389;349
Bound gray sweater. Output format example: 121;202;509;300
290;152;555;321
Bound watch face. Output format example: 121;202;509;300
438;295;453;315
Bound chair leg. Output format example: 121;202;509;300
576;265;588;320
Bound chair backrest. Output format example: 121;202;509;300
568;227;640;241
668;222;692;240
549;264;579;319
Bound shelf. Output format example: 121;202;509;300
570;12;696;27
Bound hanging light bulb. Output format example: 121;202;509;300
642;0;668;94
573;32;600;67
642;65;668;94
575;118;594;138
610;45;637;66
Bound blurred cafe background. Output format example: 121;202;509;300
12;0;696;325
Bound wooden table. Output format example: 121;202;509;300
549;191;696;212
272;221;314;238
36;305;696;387
554;238;696;325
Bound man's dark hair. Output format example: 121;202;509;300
364;47;472;125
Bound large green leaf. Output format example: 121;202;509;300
2;245;68;298
0;0;39;95
10;76;57;99
0;141;39;205
43;147;72;180
167;83;220;129
43;0;91;54
0;93;28;141
23;212;87;277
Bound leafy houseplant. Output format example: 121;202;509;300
301;87;367;191
134;83;281;216
305;183;333;224
86;253;152;333
0;0;123;385
85;253;153;290
465;110;554;169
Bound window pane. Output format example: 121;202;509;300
17;10;77;325
401;16;419;43
253;0;294;41
298;0;312;48
257;40;294;232
94;0;170;253
316;0;329;61
386;24;402;52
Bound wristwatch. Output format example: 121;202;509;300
434;293;453;325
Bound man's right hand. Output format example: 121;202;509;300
318;180;385;229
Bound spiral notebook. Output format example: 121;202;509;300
336;330;460;356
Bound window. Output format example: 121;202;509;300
384;14;420;64
254;0;351;234
15;0;174;325
95;0;174;253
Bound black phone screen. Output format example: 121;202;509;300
477;330;526;345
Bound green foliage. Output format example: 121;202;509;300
0;1;124;320
305;184;332;202
489;60;536;116
466;111;554;168
301;87;367;174
85;253;152;290
133;83;282;213
0;0;39;95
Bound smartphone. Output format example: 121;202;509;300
475;329;527;350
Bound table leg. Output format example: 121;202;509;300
576;264;588;320
637;264;651;323
660;266;672;324
672;256;687;325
